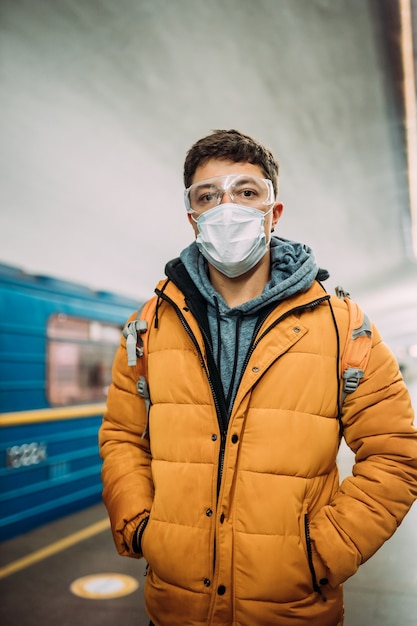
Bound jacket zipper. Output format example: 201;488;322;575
154;290;228;495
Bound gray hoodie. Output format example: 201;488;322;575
180;236;319;415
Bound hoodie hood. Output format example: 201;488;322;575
179;236;321;313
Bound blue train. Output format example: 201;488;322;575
0;263;140;541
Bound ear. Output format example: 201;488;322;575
187;212;199;236
271;202;284;230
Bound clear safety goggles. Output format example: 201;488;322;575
184;174;275;215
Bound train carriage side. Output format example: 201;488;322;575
0;264;140;541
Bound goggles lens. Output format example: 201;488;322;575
185;174;274;215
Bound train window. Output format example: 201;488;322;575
47;314;121;405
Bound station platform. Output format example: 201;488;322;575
0;502;148;626
1;423;416;626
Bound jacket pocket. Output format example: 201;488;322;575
304;513;328;601
139;516;149;549
132;516;149;558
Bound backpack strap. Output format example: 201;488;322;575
335;286;372;403
122;295;157;437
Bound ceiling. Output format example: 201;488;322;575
0;0;416;362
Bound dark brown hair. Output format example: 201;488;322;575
183;129;280;196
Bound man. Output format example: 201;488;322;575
99;129;417;626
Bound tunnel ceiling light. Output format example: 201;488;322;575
399;0;417;259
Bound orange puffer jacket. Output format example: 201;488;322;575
99;279;417;626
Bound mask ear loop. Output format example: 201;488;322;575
263;205;275;244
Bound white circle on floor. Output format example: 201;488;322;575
70;573;139;599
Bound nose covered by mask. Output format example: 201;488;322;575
194;203;273;278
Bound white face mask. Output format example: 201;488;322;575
194;203;272;278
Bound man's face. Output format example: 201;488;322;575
187;159;283;238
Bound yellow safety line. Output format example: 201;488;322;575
0;403;107;426
0;517;110;579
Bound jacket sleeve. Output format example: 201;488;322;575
309;323;417;587
98;319;154;558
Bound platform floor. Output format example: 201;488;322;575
1;384;416;625
0;502;149;626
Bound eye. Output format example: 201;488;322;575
242;189;258;198
236;187;260;200
199;192;217;204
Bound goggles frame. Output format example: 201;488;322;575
184;174;275;214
